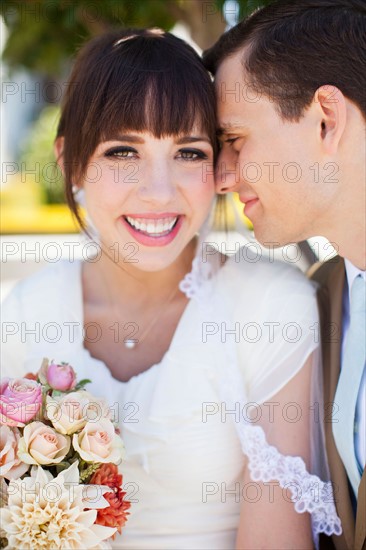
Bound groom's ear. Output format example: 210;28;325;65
313;85;346;155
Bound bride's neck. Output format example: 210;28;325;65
93;238;197;305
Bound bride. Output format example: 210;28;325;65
1;28;340;549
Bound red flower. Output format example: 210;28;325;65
90;463;122;489
24;372;38;381
90;463;131;537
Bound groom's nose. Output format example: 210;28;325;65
215;149;240;194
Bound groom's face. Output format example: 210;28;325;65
215;52;333;247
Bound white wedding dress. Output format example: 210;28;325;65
0;249;341;549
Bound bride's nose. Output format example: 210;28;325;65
137;161;176;204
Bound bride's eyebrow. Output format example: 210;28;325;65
175;136;211;145
104;134;145;144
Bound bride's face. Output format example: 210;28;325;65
81;129;215;271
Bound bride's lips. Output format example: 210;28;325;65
120;213;183;247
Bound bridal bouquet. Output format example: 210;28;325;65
0;359;130;549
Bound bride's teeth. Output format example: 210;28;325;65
126;216;178;235
156;221;165;233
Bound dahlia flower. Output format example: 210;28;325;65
0;461;116;549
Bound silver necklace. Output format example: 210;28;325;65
123;282;180;349
100;264;181;350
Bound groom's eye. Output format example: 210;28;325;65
224;138;238;149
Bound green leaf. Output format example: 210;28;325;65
74;379;92;390
55;461;71;475
79;462;102;484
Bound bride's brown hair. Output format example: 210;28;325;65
56;28;219;233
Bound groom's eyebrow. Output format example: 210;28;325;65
217;123;248;136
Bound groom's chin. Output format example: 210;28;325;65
252;218;308;249
253;228;298;250
251;225;284;249
256;237;284;250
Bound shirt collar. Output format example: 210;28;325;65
345;258;366;304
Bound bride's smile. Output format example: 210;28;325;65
121;213;183;245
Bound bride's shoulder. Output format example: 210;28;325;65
2;259;81;314
218;247;316;301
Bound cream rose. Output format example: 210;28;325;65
72;418;124;464
0;426;29;480
18;422;71;465
46;391;111;435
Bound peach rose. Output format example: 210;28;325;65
18;422;71;465
73;419;124;464
0;426;29;480
46;391;111;435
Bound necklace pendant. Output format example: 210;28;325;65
124;339;137;350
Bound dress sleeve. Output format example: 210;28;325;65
0;262;71;379
216;254;341;545
1;286;28;379
225;254;320;404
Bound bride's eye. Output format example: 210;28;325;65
177;148;208;161
104;146;138;159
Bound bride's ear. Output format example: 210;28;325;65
54;137;65;174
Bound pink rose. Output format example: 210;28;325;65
46;362;77;391
17;422;71;465
0;426;29;480
0;378;42;427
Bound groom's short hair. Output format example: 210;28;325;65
203;0;366;121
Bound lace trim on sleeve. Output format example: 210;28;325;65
238;423;342;540
219;357;342;547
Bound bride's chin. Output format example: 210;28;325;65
97;228;196;272
98;243;184;273
125;249;187;273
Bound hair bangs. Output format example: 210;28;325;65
83;33;217;143
99;72;213;142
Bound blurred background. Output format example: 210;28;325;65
0;0;333;299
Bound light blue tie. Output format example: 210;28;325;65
333;274;366;498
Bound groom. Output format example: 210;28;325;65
204;0;365;548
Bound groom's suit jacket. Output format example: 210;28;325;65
310;256;365;550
